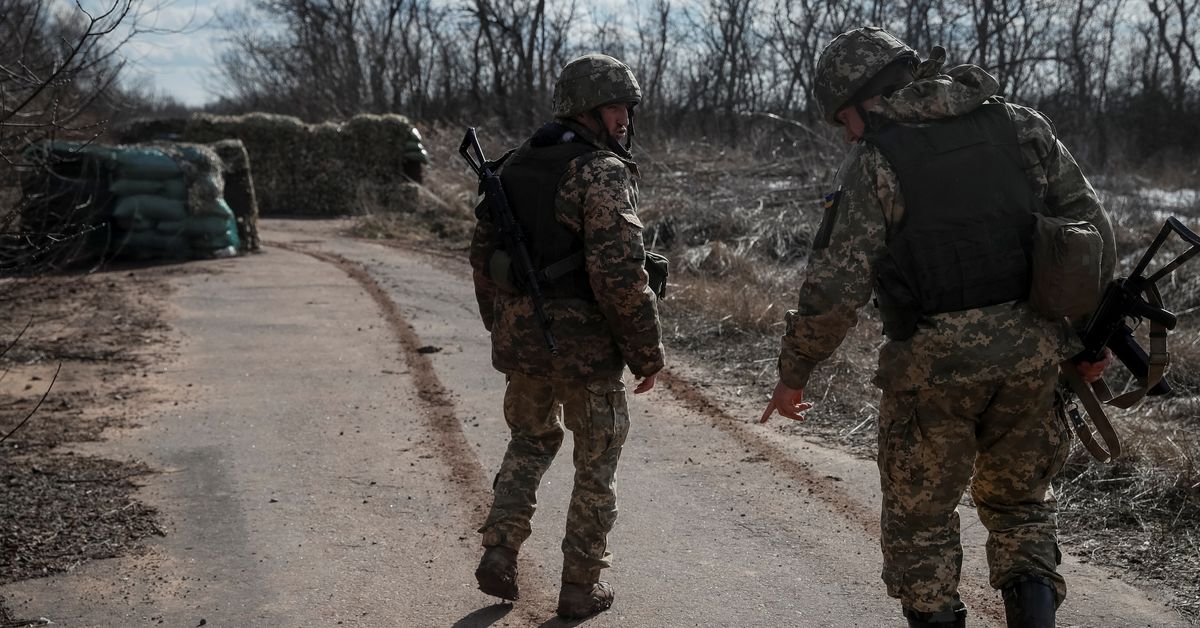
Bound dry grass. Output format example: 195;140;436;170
1058;407;1200;617
348;121;499;247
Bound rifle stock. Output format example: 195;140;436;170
1075;217;1200;397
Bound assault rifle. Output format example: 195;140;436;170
459;127;559;355
1063;216;1200;461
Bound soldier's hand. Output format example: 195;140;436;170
759;380;812;423
634;373;657;394
1076;347;1113;384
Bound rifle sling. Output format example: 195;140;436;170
1060;279;1174;462
1060;365;1122;462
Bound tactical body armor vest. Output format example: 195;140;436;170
494;125;608;300
866;101;1041;340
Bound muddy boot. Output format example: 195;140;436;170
556;581;614;619
475;546;519;601
1002;577;1056;628
904;607;967;628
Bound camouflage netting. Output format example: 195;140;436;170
19;141;252;263
177;112;426;217
209;139;261;251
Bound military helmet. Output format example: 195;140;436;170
552;54;642;119
813;27;917;125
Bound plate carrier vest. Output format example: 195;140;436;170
492;125;611;300
865;101;1042;340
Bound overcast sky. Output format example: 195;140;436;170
78;0;236;106
86;0;634;108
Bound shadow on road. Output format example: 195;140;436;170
451;603;513;627
536;616;591;628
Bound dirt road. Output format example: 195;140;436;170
2;220;1188;627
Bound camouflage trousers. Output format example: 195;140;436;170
877;363;1070;615
478;371;630;584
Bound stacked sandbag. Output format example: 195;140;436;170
403;127;429;166
182;112;427;216
18;141;243;263
108;144;240;259
210;139;261;252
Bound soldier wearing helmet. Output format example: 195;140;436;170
469;53;664;620
760;27;1116;628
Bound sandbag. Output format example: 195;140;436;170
191;196;237;218
161;179;187;199
114;148;182;180
109;179;165;196
186;214;236;236
155;220;186;235
112;195;188;222
404;148;430;163
1029;213;1104;319
112;215;154;232
188;203;240;251
190;225;239;251
118;230;188;252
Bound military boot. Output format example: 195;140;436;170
903;607;967;628
1002;577;1056;628
475;546;519;601
556;581;614;619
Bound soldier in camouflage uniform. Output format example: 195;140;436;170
469;54;664;620
759;28;1115;628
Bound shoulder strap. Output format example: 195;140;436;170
1058;279;1174;463
1059;366;1122;462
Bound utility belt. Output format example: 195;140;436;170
488;247;669;300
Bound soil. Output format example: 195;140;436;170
0;264;190;625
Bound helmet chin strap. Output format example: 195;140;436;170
625;106;636;151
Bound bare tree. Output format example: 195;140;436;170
1055;0;1126;164
633;0;673;126
685;0;762;141
962;0;1057;101
208;0;1200;160
0;0;140;271
1147;0;1200;116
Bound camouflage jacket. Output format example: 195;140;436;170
778;64;1116;392
470;119;665;381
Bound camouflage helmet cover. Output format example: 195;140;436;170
813;27;917;125
552;54;642;118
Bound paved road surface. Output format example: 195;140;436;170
3;220;1188;627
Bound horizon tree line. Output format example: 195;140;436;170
207;0;1200;170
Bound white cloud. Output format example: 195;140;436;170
70;0;242;105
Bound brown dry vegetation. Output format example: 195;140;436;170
348;123;482;245
373;120;1200;621
0;268;180;624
